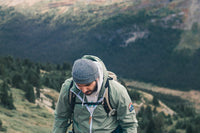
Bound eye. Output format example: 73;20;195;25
85;83;91;86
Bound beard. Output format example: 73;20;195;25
85;81;98;95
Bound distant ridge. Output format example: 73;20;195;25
0;0;200;90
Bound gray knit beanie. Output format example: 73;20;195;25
72;59;99;84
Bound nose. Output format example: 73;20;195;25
80;87;88;94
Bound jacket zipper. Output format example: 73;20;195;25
71;90;106;133
86;105;95;133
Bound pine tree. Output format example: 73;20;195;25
51;99;55;109
25;84;35;103
12;73;23;89
146;118;155;133
0;119;2;129
186;124;194;133
138;106;144;117
0;82;15;109
145;105;153;120
152;96;159;106
0;64;4;76
27;69;40;88
62;62;71;70
154;113;165;133
36;87;40;98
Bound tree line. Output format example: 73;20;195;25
0;56;71;109
130;86;200;133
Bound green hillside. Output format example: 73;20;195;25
0;0;200;91
1;1;200;132
0;56;200;133
0;88;54;133
0;56;70;132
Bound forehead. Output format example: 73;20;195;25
76;81;96;86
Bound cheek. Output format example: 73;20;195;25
87;84;96;91
91;83;97;91
88;86;95;91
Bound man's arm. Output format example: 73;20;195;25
114;82;138;133
53;80;73;133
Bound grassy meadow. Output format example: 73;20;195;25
0;88;54;133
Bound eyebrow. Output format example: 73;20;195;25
77;83;92;86
85;83;92;86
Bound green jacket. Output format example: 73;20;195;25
53;55;138;133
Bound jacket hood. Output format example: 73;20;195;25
70;55;109;101
81;55;108;87
81;55;109;99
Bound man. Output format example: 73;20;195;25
53;55;138;133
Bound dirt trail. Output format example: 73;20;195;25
184;0;200;29
0;0;119;7
126;80;200;112
0;0;44;6
133;91;176;115
35;88;59;114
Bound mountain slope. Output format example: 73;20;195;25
126;79;200;113
0;88;54;133
0;56;199;133
0;0;200;91
175;0;200;51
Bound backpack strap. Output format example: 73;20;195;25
68;80;76;112
68;78;116;117
67;80;75;129
103;77;116;116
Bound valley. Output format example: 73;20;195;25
126;79;200;113
0;0;200;132
0;81;185;133
0;56;199;133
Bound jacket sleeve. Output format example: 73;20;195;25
112;81;138;133
53;79;73;133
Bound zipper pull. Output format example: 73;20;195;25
89;116;92;124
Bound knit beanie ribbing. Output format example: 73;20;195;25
72;59;99;84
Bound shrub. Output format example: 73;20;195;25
25;84;35;103
127;89;141;101
152;96;160;106
0;82;15;109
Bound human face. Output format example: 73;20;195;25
76;80;97;95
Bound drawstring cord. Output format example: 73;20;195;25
82;94;85;106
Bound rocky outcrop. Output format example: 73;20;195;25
184;0;200;29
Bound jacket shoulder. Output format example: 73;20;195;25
108;80;129;107
109;80;126;93
59;78;73;97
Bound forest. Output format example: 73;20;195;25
0;56;200;133
1;1;200;132
0;5;200;91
